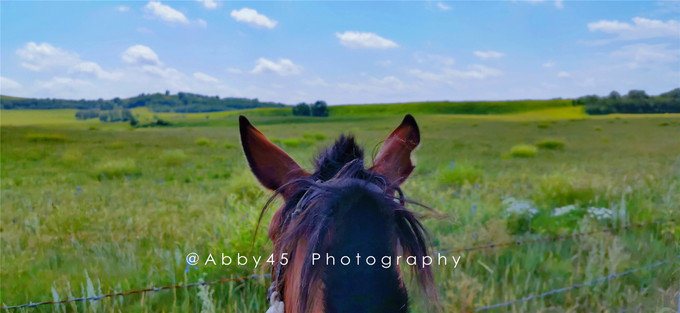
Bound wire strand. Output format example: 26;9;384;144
475;255;679;311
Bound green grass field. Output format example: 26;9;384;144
1;104;679;312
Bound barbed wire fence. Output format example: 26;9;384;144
1;218;677;311
0;274;271;311
474;255;679;312
435;218;676;255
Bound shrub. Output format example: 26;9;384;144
160;149;188;166
196;137;211;146
510;144;537;158
437;162;482;185
537;123;550;129
303;133;327;141
108;141;125;149
96;159;140;178
62;148;83;164
154;119;171;126
282;138;301;148
25;133;68;142
536;139;565;150
532;173;603;209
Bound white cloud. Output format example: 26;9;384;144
193;72;219;83
336;31;398;49
251;58;302;76
437;2;451;11
140;65;182;79
578;77;596;87
303;77;330;87
197;19;207;28
16;42;80;71
196;0;218;9
137;27;154;34
588;17;680;41
408;69;443;81
521;0;563;9
557;71;570;77
122;45;162;66
116;6;130;12
542;61;556;68
657;1;680;14
450;64;503;79
376;60;393;67
611;43;680;69
70;62;122;80
474;50;505;59
371;76;404;89
230;8;277;29
414;52;455;66
35;77;94;97
409;64;502;81
145;1;189;24
1;76;22;90
338;76;406;93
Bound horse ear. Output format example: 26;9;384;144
370;114;420;186
239;115;308;193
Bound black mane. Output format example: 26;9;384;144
313;135;365;181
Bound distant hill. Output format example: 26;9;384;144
0;92;287;113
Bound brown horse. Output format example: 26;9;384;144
239;114;436;313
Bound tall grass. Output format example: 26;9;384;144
1;114;678;312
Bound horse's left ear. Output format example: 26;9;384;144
239;115;309;195
370;114;420;186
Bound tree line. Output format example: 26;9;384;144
576;88;680;115
1;91;286;112
292;101;329;117
76;108;137;123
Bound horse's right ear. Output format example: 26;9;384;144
239;116;309;194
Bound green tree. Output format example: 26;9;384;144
311;100;329;117
608;91;621;100
627;90;648;100
292;103;311;116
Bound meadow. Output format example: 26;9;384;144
1;104;679;312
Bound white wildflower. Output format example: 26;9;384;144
587;207;613;221
552;204;578;216
502;197;538;217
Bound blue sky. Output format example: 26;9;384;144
1;1;678;104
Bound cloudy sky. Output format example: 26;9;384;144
1;1;678;104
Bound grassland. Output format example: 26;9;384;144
1;105;679;312
2;99;576;128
